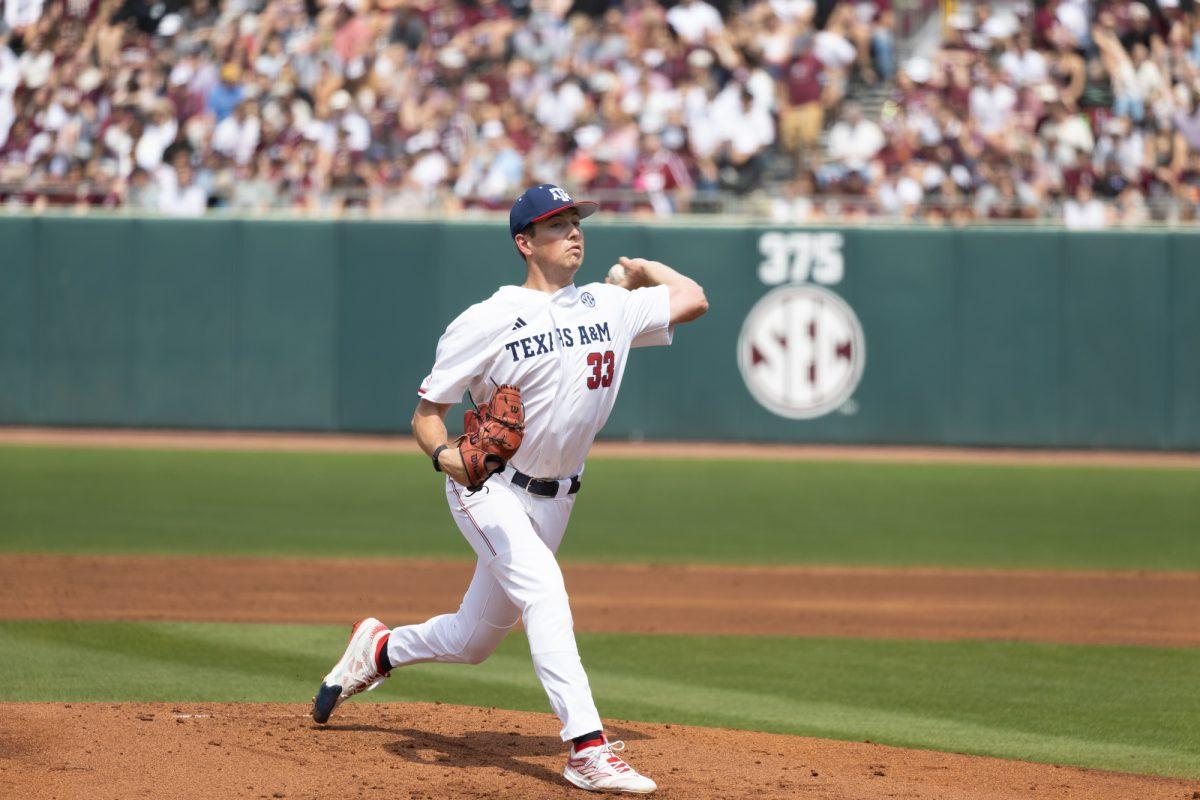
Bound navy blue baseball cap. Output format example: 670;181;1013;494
509;184;599;239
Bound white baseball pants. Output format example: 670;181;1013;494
383;470;603;741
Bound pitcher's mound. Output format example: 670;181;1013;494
2;702;1191;800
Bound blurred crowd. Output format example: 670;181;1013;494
0;0;890;216
790;0;1200;227
0;0;1198;226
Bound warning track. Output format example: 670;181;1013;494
1;426;1197;468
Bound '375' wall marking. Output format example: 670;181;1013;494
757;232;844;286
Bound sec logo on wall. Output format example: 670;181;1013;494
739;232;865;420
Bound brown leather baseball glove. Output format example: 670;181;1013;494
457;384;525;491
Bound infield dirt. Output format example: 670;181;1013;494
4;702;1196;800
3;554;1199;646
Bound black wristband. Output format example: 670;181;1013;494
432;444;449;473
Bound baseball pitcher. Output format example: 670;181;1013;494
312;184;708;795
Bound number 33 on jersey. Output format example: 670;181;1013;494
418;282;673;481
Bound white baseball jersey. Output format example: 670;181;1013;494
419;282;673;479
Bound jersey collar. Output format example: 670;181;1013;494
502;283;580;306
552;284;580;306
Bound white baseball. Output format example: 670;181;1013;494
607;263;627;284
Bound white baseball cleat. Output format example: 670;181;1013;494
311;617;390;724
563;739;657;794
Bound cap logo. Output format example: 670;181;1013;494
548;186;572;203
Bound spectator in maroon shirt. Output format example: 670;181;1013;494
1060;148;1096;196
778;49;826;167
633;132;695;213
1032;0;1059;49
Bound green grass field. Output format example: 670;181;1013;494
3;444;1198;779
2;621;1197;778
1;445;1197;568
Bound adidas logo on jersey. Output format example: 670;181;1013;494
512;318;527;330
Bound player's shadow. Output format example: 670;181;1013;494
317;722;647;788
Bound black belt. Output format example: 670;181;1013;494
511;469;581;498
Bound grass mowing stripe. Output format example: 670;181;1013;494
2;621;1196;778
1;446;1197;569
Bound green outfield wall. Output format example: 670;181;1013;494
1;216;1197;449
